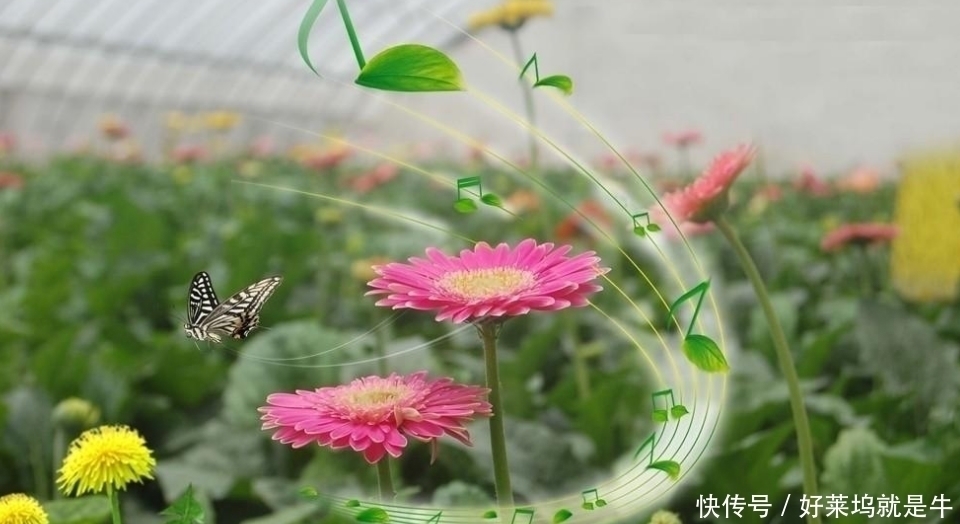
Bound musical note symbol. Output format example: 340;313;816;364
553;509;574;522
667;280;729;373
425;511;443;523
454;176;502;213
631;212;661;237
633;432;681;480
519;53;574;95
298;0;465;92
581;488;608;511
510;508;535;524
651;389;689;423
354;507;390;523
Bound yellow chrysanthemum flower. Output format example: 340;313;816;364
890;150;960;302
468;0;553;31
202;110;241;131
57;425;156;496
0;493;49;524
165;111;189;131
648;509;683;524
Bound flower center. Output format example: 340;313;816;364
437;267;534;300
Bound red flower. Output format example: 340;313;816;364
659;144;756;224
794;165;832;196
820;223;899;252
662;130;703;148
555;199;612;242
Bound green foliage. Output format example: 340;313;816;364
1;155;957;524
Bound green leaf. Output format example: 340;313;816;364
682;334;729;373
345;500;361;508
159;485;205;524
670;405;690;419
552;509;574;523
298;0;331;75
647;223;662;232
43;496;111;524
454;198;478;214
481;510;498;519
633;226;647;237
480;193;502;207
354;507;390;523
821;427;888;496
648;460;681;480
652;409;668;423
356;44;465;92
534;74;574;95
298;486;319;500
241;504;323;524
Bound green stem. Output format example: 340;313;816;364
479;322;514;508
52;428;66;499
507;29;538;172
336;0;366;69
715;215;821;524
108;485;122;524
855;245;875;296
568;321;591;401
375;459;394;502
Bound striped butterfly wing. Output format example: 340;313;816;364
201;276;283;340
188;272;220;325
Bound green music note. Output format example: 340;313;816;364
298;0;464;92
454;176;502;213
632;432;681;480
511;508;535;524
481;510;498;519
631;212;661;237
424;511;442;524
354;506;390;523
553;509;574;523
667;280;729;373
581;488;608;511
651;389;689;423
519;53;574;95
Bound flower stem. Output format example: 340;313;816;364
108;485;123;524
508;29;539;172
375;459;394;502
479;322;514;508
715;215;821;524
52;428;66;499
336;0;366;69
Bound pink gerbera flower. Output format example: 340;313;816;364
820;223;899;252
366;238;609;323
659;143;756;224
259;372;491;464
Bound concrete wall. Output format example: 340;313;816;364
365;0;960;175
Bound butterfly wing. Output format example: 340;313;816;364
201;276;282;339
188;272;220;325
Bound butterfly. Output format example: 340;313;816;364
184;271;282;343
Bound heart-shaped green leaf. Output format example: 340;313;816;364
682;334;729;373
534;74;574;95
553;509;574;523
355;507;390;523
648;460;681;480
356;44;464;92
480;193;502;207
454;199;478;214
